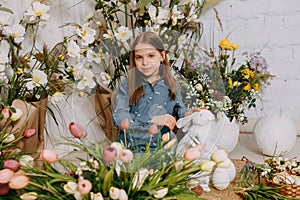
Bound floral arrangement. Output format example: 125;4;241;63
60;0;212;94
0;2;67;105
183;38;274;123
0;112;236;199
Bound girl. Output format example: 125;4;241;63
113;31;197;153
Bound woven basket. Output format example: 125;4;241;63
265;178;300;198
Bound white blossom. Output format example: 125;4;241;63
75;23;96;46
3;24;26;43
171;5;184;26
26;69;48;90
67;40;81;58
25;2;50;22
115;26;132;42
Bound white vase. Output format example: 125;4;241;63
214;116;240;153
253;114;297;156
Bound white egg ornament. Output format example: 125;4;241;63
294;178;300;186
212;167;231;190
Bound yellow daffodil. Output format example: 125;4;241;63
243;83;251;91
253;83;260;91
241;68;255;79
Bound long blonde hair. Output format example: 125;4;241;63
128;31;177;105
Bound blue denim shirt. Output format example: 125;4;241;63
113;77;187;152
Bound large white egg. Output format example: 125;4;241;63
253;115;297;156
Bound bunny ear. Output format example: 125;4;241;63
176;115;192;128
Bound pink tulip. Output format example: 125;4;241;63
8;175;29;189
1;106;10;119
0;184;10;195
23;128;36;138
120;118;130;130
103;146;117;162
162;133;170;142
184;144;205;161
3;160;20;172
120;149;134;163
148;124;158;136
69;122;87;139
77;179;92;194
40;149;58;163
0;169;14;184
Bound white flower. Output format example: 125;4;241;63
0;49;9;71
103;30;114;39
115;26;132;42
75;23;96;46
90;192;104;200
76;69;96;90
215;101;223;109
111;142;123;157
3;24;26;43
0;13;12;26
10;108;23;121
63;181;78;194
186;6;200;23
195;83;203;92
154;188;168;199
119;189;128;200
148;5;170;25
171;5;184;26
109;187;120;200
86;49;102;63
26;69;48;90
25;2;50;22
51;92;65;105
217;158;232;168
132;168;149;190
99;72;111;86
2;134;15;143
67;40;81;58
19;155;34;168
20;192;38;200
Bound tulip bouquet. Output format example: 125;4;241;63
183;38;274;124
0;118;231;199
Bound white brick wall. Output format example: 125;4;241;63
201;0;300;134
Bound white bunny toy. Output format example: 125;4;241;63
175;109;236;191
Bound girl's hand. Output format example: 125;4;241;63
151;114;176;130
184;107;208;117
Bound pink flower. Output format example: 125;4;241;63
120;149;134;163
120;118;130;130
0;169;14;184
77;179;92;194
184;144;205;161
103;146;117;162
3;160;20;172
148;124;158;136
40;149;58;163
8;175;29;189
1;106;10;119
119;189;128;200
109;187;120;199
0;183;10;195
23;128;36;138
69;122;87;139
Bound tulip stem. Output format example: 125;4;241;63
124;130;127;148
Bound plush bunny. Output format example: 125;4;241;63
176;109;215;158
175;110;236;191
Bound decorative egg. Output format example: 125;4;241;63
294;178;300;186
212;167;231;190
253;115;297;156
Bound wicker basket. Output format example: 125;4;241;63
265;178;300;198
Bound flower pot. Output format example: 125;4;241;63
253;114;297;156
215;116;240;153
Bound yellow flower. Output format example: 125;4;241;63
230;43;239;50
241;68;255;79
58;54;65;61
253;83;260;91
228;78;233;88
24;55;30;62
17;68;23;74
219;38;231;50
243;83;251;91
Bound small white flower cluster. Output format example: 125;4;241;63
262;157;300;185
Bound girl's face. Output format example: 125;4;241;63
134;43;165;81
